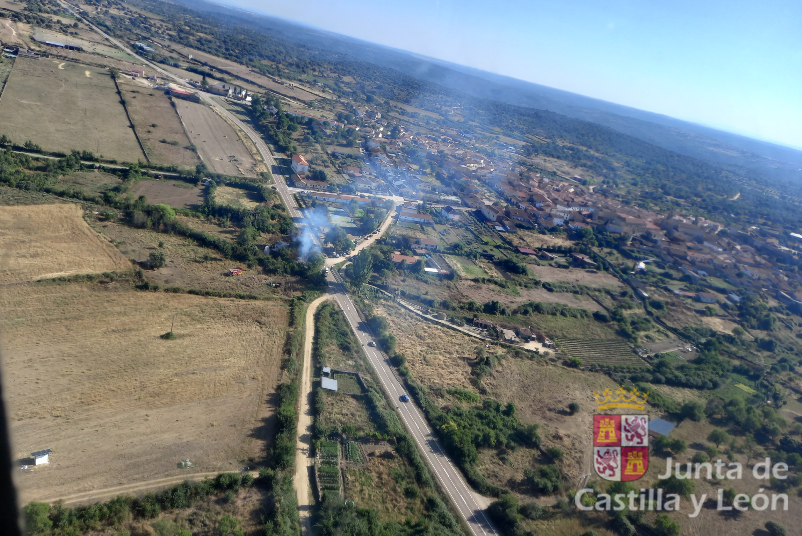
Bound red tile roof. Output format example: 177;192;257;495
292;154;309;166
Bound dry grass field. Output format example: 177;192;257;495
374;302;479;390
526;263;625;289
0;204;130;284
0;282;288;504
56;170;122;195
215;185;262;209
0;57;145;162
117;79;200;169
88;216;302;298
456;280;604;311
174;100;260;177
128;179;205;209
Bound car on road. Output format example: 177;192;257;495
399;394;410;402
367;341;375;347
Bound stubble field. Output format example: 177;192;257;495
128;179;205;209
0;282;288;504
117;78;201;169
174;100;260;177
0;57;145;162
0;204;130;285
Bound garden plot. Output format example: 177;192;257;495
557;338;646;367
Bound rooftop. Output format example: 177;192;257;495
292;154;309;166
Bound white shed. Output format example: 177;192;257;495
321;377;338;392
31;449;52;465
322;366;331;376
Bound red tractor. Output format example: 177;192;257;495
228;268;244;276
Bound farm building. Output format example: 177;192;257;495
321;377;338;392
169;89;201;103
694;292;718;304
41;40;83;51
518;248;537;255
134;42;155;52
322;366;331;376
131;68;145;78
390;253;421;266
473;318;494;329
570;252;597;267
31;449;52;465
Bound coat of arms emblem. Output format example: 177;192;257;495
592;388;650;481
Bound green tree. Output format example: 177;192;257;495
24;502;52;535
680;401;705;422
568;402;581;415
154;203;176;223
708;428;730;447
325;225;353;253
654;514;681;536
659;475;695;498
148;251;167;269
351;249;374;289
310;168;327;182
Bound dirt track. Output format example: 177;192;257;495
294;295;327;535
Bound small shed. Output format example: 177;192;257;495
322;366;331;376
649;418;675;438
321;377;338;392
31;449;52;465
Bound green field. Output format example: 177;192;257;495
0;57;145;162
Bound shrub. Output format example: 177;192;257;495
546;446;564;461
568;402;581;415
519;502;544;520
148;251;167;269
654;514;681;536
765;521;786;536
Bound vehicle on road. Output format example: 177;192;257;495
367;341;375;347
400;394;410;402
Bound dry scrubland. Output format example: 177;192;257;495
88;217;301;298
174;100;260;177
0;283;288;504
128;179;205;209
0;17;22;45
56;170;121;195
0;204;130;284
215;185;263;209
0;57;144;162
117;79;201;168
374;302;477;390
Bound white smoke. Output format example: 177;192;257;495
296;204;330;261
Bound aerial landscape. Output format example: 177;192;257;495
1;0;802;535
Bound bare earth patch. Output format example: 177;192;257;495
128;179;205;209
0;204;130;284
0;283;288;504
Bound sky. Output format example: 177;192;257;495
218;0;802;149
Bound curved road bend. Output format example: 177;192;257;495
325;272;497;536
58;6;496;531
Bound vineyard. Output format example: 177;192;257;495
558;338;648;368
345;441;362;463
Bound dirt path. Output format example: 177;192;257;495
36;470;258;506
295;295;328;535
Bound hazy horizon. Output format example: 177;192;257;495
206;0;802;152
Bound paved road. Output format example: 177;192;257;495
63;7;496;531
325;271;497;536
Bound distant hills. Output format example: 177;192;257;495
185;0;802;185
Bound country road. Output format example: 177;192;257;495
56;5;497;532
294;295;327;535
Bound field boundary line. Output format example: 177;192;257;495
0;56;15;104
111;75;150;164
210;103;267;176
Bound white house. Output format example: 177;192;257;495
399;209;434;225
440;205;461;221
32;449;52;465
291;154;309;175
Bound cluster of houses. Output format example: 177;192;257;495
472;318;556;346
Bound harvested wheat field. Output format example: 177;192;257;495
0;283;288;504
0;204;130;284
